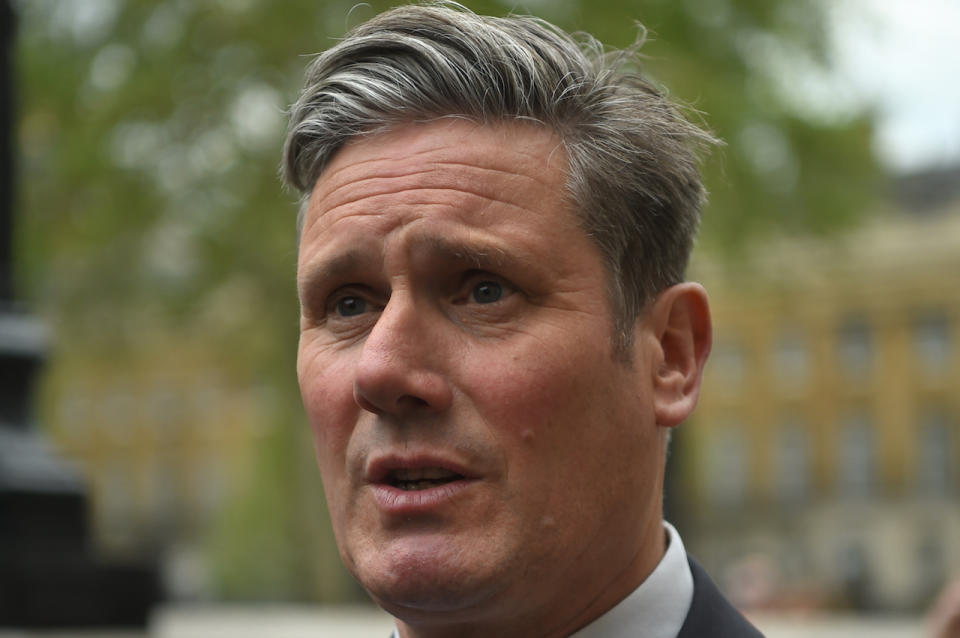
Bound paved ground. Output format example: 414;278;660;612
751;613;925;638
1;606;928;637
152;605;396;638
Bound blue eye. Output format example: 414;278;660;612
471;281;503;304
336;296;367;317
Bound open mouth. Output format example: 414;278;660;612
386;467;465;491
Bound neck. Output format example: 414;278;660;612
396;515;667;638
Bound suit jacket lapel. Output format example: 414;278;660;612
676;556;765;638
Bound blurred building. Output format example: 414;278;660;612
39;165;960;609
42;338;275;598
683;166;960;613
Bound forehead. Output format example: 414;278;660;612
298;120;579;255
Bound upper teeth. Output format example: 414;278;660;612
391;468;459;481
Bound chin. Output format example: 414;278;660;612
351;535;505;617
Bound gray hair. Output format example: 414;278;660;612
283;1;718;348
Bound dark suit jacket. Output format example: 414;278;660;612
386;555;765;638
677;556;765;638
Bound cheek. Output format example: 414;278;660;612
465;339;610;442
297;341;357;468
464;335;650;496
298;346;361;540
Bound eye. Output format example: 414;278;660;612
470;281;503;304
335;296;368;317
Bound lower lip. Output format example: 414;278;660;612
371;479;476;515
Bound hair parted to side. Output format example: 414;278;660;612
283;1;719;348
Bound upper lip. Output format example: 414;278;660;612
365;454;477;485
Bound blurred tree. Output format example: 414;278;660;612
15;0;878;602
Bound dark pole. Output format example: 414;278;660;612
1;0;14;302
0;2;160;625
0;0;38;431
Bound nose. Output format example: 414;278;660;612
353;294;453;416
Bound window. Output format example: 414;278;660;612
914;313;952;375
917;411;955;497
839;412;874;498
838;318;872;380
711;340;745;388
708;425;746;506
774;332;810;390
777;419;809;503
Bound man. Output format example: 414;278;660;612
284;3;763;637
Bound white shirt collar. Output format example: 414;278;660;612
569;521;693;638
391;521;693;638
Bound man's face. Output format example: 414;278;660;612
297;120;667;630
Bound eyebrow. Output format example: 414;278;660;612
298;234;515;298
298;249;370;299
407;234;509;271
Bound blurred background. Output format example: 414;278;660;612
3;0;958;634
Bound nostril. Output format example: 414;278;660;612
353;359;453;415
354;388;431;415
398;395;429;410
354;390;384;415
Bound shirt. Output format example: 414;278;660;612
390;521;693;638
570;521;693;638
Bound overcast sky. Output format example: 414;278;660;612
830;0;960;172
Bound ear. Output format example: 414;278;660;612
645;283;712;428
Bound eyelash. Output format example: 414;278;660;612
321;272;516;321
325;288;378;319
455;273;512;305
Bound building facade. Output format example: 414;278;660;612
683;190;960;612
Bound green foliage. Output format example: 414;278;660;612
16;0;879;602
563;0;880;251
207;401;358;602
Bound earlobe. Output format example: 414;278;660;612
649;283;712;428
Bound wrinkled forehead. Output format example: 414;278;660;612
298;119;570;218
298;119;573;245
